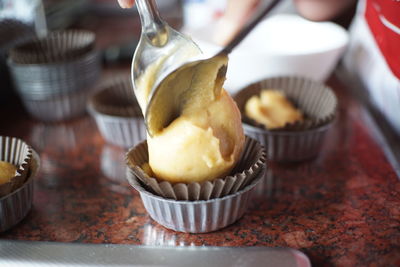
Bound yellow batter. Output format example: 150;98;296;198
245;90;303;129
135;54;244;183
0;160;17;185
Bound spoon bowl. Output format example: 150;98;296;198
145;53;228;136
144;0;281;136
131;0;201;112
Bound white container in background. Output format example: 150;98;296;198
187;14;349;93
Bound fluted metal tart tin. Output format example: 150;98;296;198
127;165;265;233
235;76;337;162
8;51;100;98
0;150;40;232
88;77;146;148
90;112;146;148
126;136;267;233
7;30;100;122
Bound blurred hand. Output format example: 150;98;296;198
214;0;355;46
214;0;261;45
118;0;135;8
294;0;356;21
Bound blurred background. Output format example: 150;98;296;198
0;0;356;106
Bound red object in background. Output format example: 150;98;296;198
365;0;400;79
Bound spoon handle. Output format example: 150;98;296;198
136;0;166;45
221;0;281;54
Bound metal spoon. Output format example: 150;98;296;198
143;0;281;137
131;0;201;112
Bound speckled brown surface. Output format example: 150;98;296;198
0;73;399;267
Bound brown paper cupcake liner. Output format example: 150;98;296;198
10;30;95;64
234;76;337;131
88;76;146;148
126;136;266;201
243;123;333;162
0;136;32;198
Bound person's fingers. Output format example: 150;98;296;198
118;0;135;8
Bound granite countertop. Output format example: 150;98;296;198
0;71;399;266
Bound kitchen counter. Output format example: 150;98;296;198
0;70;399;266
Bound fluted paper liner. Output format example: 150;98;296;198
88;76;142;118
234;76;337;131
10;30;95;64
126;136;266;201
0;136;32;197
